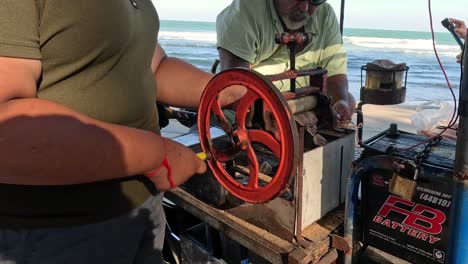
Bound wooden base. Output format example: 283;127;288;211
166;188;344;264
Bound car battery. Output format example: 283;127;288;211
360;128;456;264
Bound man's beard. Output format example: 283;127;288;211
281;11;310;31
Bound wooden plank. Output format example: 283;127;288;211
166;188;296;264
301;206;344;242
359;246;412;264
316;249;338;264
288;238;330;264
227;198;296;242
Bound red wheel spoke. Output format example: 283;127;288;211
247;129;281;158
235;90;258;129
211;97;233;133
245;144;260;189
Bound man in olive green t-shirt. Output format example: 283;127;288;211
0;1;244;263
217;0;355;120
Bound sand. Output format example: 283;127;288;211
357;102;419;140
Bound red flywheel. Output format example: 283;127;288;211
197;68;299;203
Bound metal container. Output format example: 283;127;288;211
360;60;409;105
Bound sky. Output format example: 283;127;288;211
152;0;468;32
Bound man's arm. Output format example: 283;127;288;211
314;4;354;120
153;44;245;109
327;74;348;105
327;74;355;119
449;18;467;64
449;18;467;39
218;47;251;71
0;57;204;190
152;44;211;109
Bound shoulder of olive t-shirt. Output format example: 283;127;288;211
0;0;161;132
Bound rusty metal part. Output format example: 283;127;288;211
360;86;406;105
273;33;325;93
331;234;352;253
197;68;299;204
294;111;318;133
293;111;329;146
263;104;281;141
282;86;322;100
275;32;311;46
266;69;328;83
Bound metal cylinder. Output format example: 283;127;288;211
449;38;468;264
454;43;468;180
287;95;318;114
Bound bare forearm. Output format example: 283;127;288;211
154;56;246;108
327;74;349;104
155;57;212;109
0;98;165;185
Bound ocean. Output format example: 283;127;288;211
158;20;464;102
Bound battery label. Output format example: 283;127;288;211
373;195;445;244
365;170;452;264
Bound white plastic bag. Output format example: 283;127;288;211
410;101;457;141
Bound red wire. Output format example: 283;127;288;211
397;0;459;152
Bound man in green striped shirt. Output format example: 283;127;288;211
217;0;355;120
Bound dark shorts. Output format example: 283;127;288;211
0;194;166;264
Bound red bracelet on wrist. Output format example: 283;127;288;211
144;138;175;189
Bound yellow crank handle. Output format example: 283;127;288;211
196;152;211;161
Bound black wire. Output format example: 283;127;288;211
397;0;459;152
444;46;464;129
460;47;465;101
432;54;464;131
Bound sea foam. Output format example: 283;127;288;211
344;36;461;57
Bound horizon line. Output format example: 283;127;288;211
159;19;450;34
